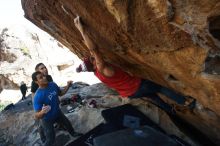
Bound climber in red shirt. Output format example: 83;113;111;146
74;16;196;114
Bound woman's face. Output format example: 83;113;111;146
37;64;48;75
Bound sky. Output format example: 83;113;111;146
0;0;36;28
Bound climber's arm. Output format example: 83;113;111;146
35;110;45;119
74;16;114;77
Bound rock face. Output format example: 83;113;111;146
22;0;220;145
0;75;18;93
0;24;99;108
0;83;207;146
0;25;77;88
0;83;124;146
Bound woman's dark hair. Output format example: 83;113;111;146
32;71;42;81
35;63;44;71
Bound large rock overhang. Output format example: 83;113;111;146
22;0;220;144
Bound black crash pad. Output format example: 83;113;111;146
93;126;180;146
67;104;189;146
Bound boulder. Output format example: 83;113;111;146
21;0;220;144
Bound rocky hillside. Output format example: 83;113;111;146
0;82;211;146
0;24;99;107
0;83;119;146
0;25;76;90
21;0;220;145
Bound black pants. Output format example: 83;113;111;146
35;119;46;143
21;91;26;100
40;111;75;146
129;79;187;114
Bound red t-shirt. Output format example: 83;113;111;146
94;66;141;97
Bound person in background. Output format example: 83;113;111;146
32;71;82;146
20;81;27;100
74;16;196;114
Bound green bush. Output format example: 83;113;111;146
21;47;31;58
0;101;12;112
0;104;6;112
